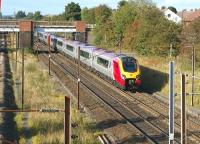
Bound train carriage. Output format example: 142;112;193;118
79;46;99;67
43;33;50;44
59;40;83;59
50;35;58;51
93;51;115;79
56;37;64;52
38;31;45;42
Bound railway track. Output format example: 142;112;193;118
35;41;200;143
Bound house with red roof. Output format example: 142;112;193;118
177;9;200;26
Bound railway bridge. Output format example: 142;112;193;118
0;20;94;48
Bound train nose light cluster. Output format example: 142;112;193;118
121;74;126;80
136;75;141;80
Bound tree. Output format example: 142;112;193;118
15;11;26;19
33;11;42;20
118;0;128;8
26;12;34;19
112;4;138;48
92;0;181;56
161;6;166;10
93;5;112;45
124;5;181;56
95;4;112;24
168;6;177;13
81;7;95;23
65;2;81;20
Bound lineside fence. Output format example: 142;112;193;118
0;96;71;144
0;33;74;144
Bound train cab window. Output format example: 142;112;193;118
97;57;109;68
66;44;74;52
57;41;63;47
80;50;90;59
121;57;137;72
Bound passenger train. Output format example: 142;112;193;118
37;31;141;91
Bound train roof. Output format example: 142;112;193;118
80;45;98;52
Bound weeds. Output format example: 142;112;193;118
9;49;100;144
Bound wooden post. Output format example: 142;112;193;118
191;44;195;106
64;96;71;144
170;43;173;58
37;43;39;61
48;53;51;75
181;74;187;144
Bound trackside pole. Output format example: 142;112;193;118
48;35;51;75
22;46;24;110
64;96;71;144
36;43;39;61
77;46;80;110
181;74;187;144
48;53;51;75
15;32;18;75
169;61;174;144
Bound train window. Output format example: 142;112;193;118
44;36;47;39
121;57;137;72
97;57;109;68
39;33;43;37
108;62;111;68
66;44;74;52
57;41;63;47
51;38;57;42
80;50;89;59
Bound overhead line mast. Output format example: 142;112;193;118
0;0;2;19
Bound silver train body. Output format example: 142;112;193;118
36;31;141;90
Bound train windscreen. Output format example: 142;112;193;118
121;57;137;72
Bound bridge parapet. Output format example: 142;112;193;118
0;20;95;45
0;20;19;27
0;20;95;30
34;21;74;27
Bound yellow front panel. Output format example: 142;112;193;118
118;59;140;79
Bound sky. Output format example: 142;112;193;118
2;0;200;16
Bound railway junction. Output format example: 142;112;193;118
0;20;200;143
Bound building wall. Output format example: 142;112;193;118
19;21;34;48
164;9;182;23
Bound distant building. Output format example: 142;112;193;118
177;9;200;26
163;9;182;23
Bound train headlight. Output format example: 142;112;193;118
121;74;126;80
136;75;141;79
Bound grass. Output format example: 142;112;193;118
8;48;101;144
136;54;200;108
